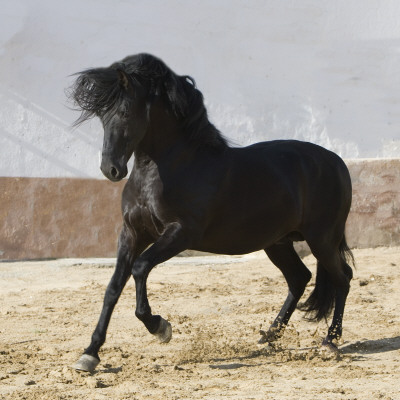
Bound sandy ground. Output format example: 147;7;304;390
1;247;400;400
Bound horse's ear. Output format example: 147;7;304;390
116;69;130;90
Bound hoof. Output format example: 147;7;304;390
321;338;339;353
258;331;269;344
72;354;100;373
154;317;172;343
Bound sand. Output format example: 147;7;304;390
1;247;399;399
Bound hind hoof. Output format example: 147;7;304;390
72;354;100;373
321;338;339;353
258;329;281;344
154;317;172;343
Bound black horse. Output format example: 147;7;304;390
69;53;354;372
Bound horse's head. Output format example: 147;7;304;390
69;64;152;181
98;69;150;181
69;53;226;181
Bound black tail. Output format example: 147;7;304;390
299;235;354;321
339;235;355;269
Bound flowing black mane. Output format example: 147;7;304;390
69;53;227;151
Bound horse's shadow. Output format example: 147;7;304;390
340;336;400;355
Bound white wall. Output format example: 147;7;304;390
1;0;400;179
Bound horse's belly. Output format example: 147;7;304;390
195;213;297;255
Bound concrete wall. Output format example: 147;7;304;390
1;159;399;260
347;159;400;247
0;177;124;259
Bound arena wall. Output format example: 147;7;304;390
1;159;399;260
346;159;400;248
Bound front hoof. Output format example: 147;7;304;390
72;354;100;373
154;318;172;343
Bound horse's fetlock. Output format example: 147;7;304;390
135;306;151;321
88;334;105;351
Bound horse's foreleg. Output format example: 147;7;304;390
73;226;146;372
132;222;189;342
259;243;311;344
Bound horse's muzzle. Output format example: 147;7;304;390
100;159;128;182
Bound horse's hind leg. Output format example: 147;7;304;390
305;237;353;350
259;242;312;344
324;258;353;349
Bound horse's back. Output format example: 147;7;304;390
240;140;347;173
232;140;351;190
235;140;351;198
246;139;351;207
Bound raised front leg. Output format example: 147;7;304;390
73;226;148;372
132;222;189;342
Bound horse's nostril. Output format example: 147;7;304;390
110;167;118;178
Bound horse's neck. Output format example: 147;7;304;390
135;120;192;164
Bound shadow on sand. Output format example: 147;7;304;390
340;336;400;355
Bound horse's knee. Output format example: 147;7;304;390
104;284;123;303
132;258;149;281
